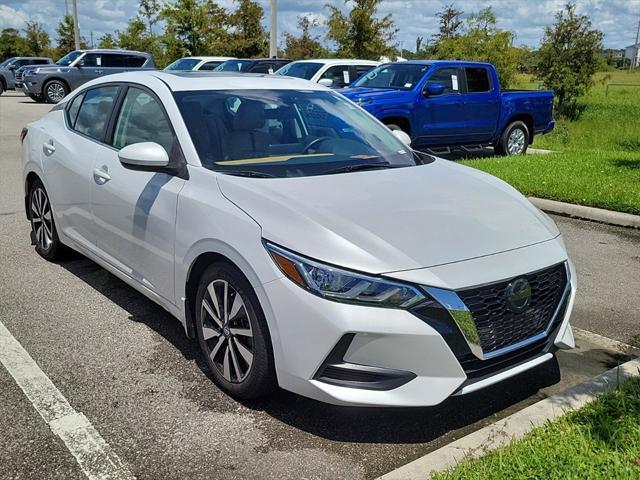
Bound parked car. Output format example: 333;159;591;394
22;70;576;406
274;59;379;88
165;56;235;72
0;57;53;94
214;58;291;74
21;49;156;103
341;60;555;155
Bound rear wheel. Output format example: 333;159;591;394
195;262;276;399
43;80;69;104
29;180;66;260
495;121;529;155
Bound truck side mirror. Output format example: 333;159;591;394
425;83;445;96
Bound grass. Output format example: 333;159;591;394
461;71;640;215
432;377;640;480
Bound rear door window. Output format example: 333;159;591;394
465;67;492;93
102;54;126;67
73;85;120;141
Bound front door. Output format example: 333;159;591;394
73;53;105;88
412;66;469;147
90;85;185;302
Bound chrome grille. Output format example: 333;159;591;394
457;263;567;354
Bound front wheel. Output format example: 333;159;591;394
495;121;529;156
0;82;5;96
195;262;276;399
29;93;44;103
29;180;66;260
43;80;69;104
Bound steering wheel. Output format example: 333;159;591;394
302;136;332;154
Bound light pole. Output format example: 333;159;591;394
71;0;80;51
269;0;277;58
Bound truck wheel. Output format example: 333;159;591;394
496;121;529;156
43;80;69;104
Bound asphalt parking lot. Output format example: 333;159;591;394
1;92;639;480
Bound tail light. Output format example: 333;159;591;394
20;127;28;144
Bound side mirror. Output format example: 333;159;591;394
118;142;169;168
425;83;445;96
318;78;333;87
8;65;16;71
391;129;412;146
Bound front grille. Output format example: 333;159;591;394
457;263;567;355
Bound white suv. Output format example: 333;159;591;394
275;59;380;88
21;71;575;406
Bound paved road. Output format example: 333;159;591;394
0;93;638;479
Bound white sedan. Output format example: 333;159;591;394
275;58;380;88
21;71;576;406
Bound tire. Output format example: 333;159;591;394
29;179;66;261
495;121;529;156
29;93;44;103
0;81;5;96
43;79;69;104
195;262;276;399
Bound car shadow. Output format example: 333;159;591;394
58;252;564;445
416;146;497;161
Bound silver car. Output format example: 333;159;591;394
0;56;52;94
21;49;156;103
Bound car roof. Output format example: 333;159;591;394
290;59;380;65
393;59;493;67
91;70;328;92
182;56;235;61
78;49;151;56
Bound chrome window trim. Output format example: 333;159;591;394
425;262;571;361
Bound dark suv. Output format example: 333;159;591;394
21;49;156;103
213;58;291;74
0;57;53;94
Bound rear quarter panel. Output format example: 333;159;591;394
500;91;554;135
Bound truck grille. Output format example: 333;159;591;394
457;263;567;355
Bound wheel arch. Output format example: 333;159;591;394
24;171;42;220
381;116;412;136
503;114;534;144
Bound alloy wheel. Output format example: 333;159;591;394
507;128;526;155
46;82;66;103
31;187;53;250
200;279;254;383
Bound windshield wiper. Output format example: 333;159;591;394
321;162;396;175
220;170;277;178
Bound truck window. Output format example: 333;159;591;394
425;67;460;95
465;67;491;93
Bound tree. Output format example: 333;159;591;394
0;28;29;59
98;33;118;49
55;15;86;56
23;21;50;56
139;0;162;34
228;0;268;58
284;15;329;60
435;7;520;87
325;0;397;60
161;0;229;60
537;3;603;117
433;4;463;43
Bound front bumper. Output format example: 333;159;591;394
263;237;575;407
21;81;39;95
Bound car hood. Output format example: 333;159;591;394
217;159;560;274
340;87;410;103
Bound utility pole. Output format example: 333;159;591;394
72;0;80;51
631;16;640;71
269;0;277;58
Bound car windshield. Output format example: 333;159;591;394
165;58;201;71
0;58;15;68
174;89;420;178
351;63;431;90
275;62;323;80
214;60;253;72
56;51;83;66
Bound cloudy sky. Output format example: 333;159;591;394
1;0;639;50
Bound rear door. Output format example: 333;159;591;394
461;66;500;142
90;84;185;302
412;66;469;145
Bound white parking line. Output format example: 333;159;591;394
0;320;135;480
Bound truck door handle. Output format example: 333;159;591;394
93;166;111;184
94;69;103;74
42;141;55;155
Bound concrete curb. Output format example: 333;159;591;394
378;356;640;480
529;197;640;229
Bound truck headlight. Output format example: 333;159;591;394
265;242;425;309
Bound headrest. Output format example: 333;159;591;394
233;100;265;131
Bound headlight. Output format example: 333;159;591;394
265;242;426;309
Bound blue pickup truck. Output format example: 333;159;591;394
340;60;555;155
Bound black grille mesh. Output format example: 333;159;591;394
457;263;567;354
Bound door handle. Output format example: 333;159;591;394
42;140;55;155
93;166;111;184
94;69;103;74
